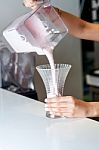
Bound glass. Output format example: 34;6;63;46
3;2;68;55
36;64;71;118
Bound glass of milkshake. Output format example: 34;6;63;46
36;64;71;118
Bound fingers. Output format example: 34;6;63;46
45;96;75;104
45;96;75;118
45;102;74;110
23;0;35;8
45;106;74;118
45;103;74;113
49;112;74;118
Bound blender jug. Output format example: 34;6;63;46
3;1;68;54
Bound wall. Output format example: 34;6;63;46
0;0;83;101
0;0;29;33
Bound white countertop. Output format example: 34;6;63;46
0;88;99;150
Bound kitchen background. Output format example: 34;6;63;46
0;0;99;102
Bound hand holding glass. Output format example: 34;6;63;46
36;64;71;118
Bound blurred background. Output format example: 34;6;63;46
0;0;99;102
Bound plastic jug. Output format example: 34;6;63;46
3;1;68;55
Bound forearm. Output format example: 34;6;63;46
55;8;99;41
89;102;99;117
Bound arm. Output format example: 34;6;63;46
23;0;99;41
45;96;99;118
55;8;99;41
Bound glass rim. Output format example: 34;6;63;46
36;63;72;70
